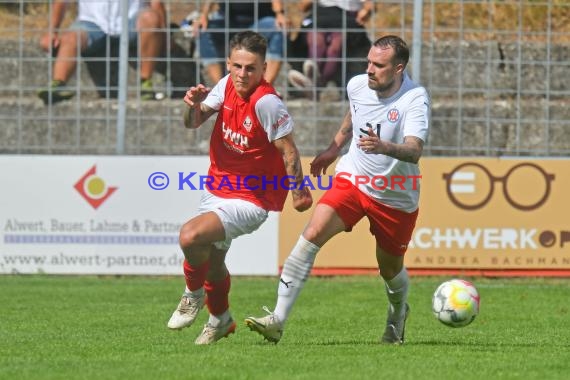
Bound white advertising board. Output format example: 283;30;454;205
0;156;279;275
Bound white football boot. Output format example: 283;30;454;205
167;293;205;330
244;306;284;344
194;317;237;345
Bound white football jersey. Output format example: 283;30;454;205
335;72;430;212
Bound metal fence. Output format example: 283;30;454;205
1;0;569;156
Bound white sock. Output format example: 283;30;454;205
184;287;204;299
274;235;319;324
208;309;231;327
383;267;409;321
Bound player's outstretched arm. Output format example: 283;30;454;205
310;109;353;177
273;134;313;212
183;84;217;129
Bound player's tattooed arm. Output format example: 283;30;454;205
183;103;216;129
333;110;354;152
183;84;217;129
359;131;424;163
382;136;424;164
274;134;313;212
274;134;304;187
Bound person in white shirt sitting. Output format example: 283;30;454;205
38;0;165;105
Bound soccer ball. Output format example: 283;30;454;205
432;279;480;328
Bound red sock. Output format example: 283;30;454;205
204;274;231;316
183;259;209;291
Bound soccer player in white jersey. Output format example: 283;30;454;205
246;35;430;345
166;31;312;345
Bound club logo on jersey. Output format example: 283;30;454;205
242;116;253;132
387;108;400;123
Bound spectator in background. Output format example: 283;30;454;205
194;0;288;86
38;0;165;105
288;0;373;100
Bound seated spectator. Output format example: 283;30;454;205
194;0;288;86
288;0;373;100
38;0;165;105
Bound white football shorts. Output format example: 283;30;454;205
198;190;269;250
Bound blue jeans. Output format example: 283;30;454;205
199;14;284;66
70;19;138;55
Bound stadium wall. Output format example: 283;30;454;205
1;156;568;276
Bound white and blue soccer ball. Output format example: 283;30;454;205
432;279;480;328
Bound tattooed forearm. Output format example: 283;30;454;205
183;106;201;129
283;149;303;184
329;110;353;151
274;135;304;186
183;104;215;129
381;136;423;164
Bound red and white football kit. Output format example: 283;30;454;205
202;75;294;212
319;72;431;255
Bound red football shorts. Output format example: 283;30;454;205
318;180;419;256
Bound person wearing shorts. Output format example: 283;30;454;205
194;0;288;85
166;31;312;345
288;0;373;99
245;35;431;345
38;0;165;104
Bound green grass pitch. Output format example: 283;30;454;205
1;275;569;379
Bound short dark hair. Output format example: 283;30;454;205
229;31;267;60
372;35;409;67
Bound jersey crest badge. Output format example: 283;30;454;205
242;116;253;132
387;108;400;123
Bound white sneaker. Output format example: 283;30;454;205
288;69;313;89
167;293;205;330
244;306;283;343
302;59;318;82
194;317;237;345
381;303;410;345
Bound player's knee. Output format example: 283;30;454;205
179;225;200;250
378;261;404;281
302;224;324;245
379;267;397;281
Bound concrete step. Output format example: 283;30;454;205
2;96;569;156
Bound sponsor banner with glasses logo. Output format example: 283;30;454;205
279;157;570;271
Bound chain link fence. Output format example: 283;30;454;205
1;0;569;156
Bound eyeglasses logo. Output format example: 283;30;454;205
442;162;555;211
74;165;118;209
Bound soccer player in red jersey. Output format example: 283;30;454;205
167;31;312;345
